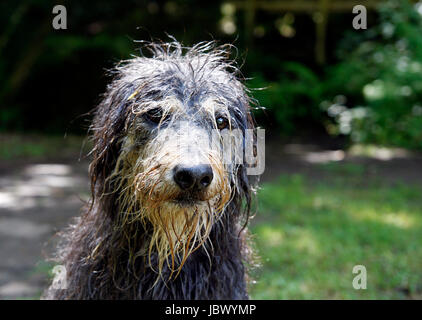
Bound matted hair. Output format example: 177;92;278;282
44;39;259;300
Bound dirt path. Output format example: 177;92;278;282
0;140;421;299
0;160;89;299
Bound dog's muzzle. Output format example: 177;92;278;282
173;164;213;191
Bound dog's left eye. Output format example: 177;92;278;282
146;108;164;124
216;116;229;130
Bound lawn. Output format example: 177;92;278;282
2;134;421;299
0;133;91;160
249;173;422;299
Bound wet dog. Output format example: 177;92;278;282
44;40;260;299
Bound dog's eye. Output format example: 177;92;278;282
216;116;229;130
146;108;164;123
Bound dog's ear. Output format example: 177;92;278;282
239;100;260;218
88;81;137;199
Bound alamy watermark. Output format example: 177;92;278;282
52;4;367;31
51;265;68;290
168;125;266;176
353;5;367;30
352;265;367;290
52;5;67;30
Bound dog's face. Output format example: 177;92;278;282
129;96;234;208
94;43;253;277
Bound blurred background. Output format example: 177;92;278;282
0;0;421;299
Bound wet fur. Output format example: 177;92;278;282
44;40;257;299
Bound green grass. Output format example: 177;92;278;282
249;174;422;299
318;162;366;176
4;133;420;299
0;133;89;160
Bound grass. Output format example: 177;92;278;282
0;133;89;160
3;133;421;299
249;173;422;299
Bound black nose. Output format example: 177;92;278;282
173;164;214;191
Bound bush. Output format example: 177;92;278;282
249;62;324;135
322;0;422;150
250;0;422;150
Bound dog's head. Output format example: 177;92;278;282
89;41;256;277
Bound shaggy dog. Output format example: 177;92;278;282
44;40;260;299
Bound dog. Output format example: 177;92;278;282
44;40;260;299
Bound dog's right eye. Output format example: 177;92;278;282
216;116;229;130
145;108;164;124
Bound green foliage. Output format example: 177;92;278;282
323;0;422;150
250;173;422;299
249;0;422;150
0;108;22;131
249;62;323;134
1;0;421;150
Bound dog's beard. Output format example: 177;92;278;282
140;200;217;279
106;147;231;281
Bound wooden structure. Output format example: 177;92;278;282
232;0;382;64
